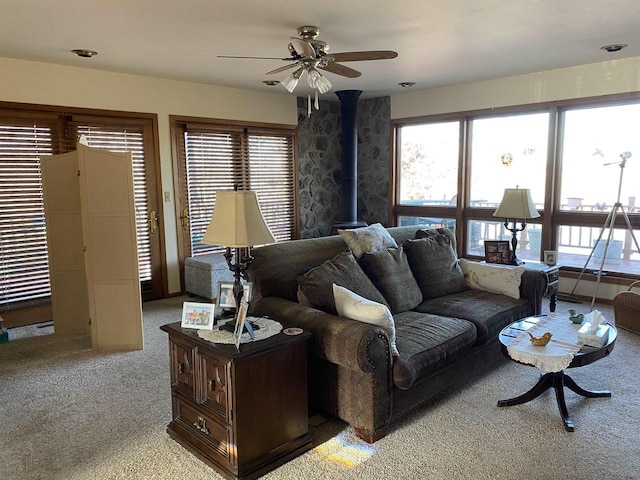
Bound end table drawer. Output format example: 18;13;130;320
169;341;196;400
173;397;232;465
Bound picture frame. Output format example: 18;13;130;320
216;280;253;310
484;240;513;264
544;250;557;266
233;291;251;349
181;302;215;330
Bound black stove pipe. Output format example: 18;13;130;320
333;89;366;230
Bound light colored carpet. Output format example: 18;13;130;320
1;297;638;480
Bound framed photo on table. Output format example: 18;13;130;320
181;302;215;330
216;281;253;310
484;240;512;264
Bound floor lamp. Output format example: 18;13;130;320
200;189;275;333
493;188;540;265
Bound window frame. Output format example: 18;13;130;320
170;115;299;291
391;92;640;281
0;101;165;314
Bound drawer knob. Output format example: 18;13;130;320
193;416;210;435
178;362;185;374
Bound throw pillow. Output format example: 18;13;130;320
359;246;423;313
403;235;469;299
415;226;457;252
333;284;399;356
338;223;398;258
298;250;389;314
459;259;525;300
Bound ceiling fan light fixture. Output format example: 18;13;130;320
307;68;332;94
281;67;304;92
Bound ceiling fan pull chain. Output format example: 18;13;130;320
314;90;319;110
307;94;312;117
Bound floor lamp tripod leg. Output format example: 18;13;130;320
569;207;616;298
590;207;618;311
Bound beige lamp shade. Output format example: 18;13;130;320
201;190;276;248
493;188;540;220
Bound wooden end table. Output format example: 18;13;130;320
497;316;616;432
160;322;312;480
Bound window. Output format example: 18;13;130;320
0;118;55;306
557;103;640;271
398;121;460;205
172;118;298;259
392;94;640;278
469;113;548;207
0;105;163;310
394;121;460;228
559;104;640;212
468;112;548;261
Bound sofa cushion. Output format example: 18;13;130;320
403;235;468;299
392;311;477;390
339;223;398;258
415;289;532;345
415;226;457;252
459;259;525;300
359;246;423;314
333;284;398;356
298;250;389;315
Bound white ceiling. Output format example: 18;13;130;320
2;0;640;99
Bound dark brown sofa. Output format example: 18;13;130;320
246;225;547;443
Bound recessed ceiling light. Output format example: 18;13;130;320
600;44;627;53
263;80;279;86
399;82;416;88
71;49;98;58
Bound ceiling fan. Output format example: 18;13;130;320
218;26;398;95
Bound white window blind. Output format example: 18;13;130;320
183;126;296;256
0;122;54;306
248;133;296;240
68;124;152;282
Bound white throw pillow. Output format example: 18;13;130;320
459;259;525;300
332;284;399;356
338;223;398;258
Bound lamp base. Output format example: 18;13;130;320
218;319;261;333
512;258;525;266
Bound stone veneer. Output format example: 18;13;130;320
297;95;390;238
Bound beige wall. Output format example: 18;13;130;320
1;57;297;294
391;56;640;119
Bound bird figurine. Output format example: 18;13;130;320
528;331;552;346
568;309;584;324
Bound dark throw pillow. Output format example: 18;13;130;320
415;226;457;253
297;250;389;314
359;246;423;313
403;235;469;299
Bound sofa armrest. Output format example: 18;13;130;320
520;267;548;315
251;296;392;374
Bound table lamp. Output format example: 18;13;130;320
201;188;276;329
493;187;540;265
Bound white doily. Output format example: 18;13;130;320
197;316;282;344
506;313;583;372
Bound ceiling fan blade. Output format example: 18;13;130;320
328;51;398;62
266;63;299;75
319;62;361;78
289;37;316;57
218;55;292;60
